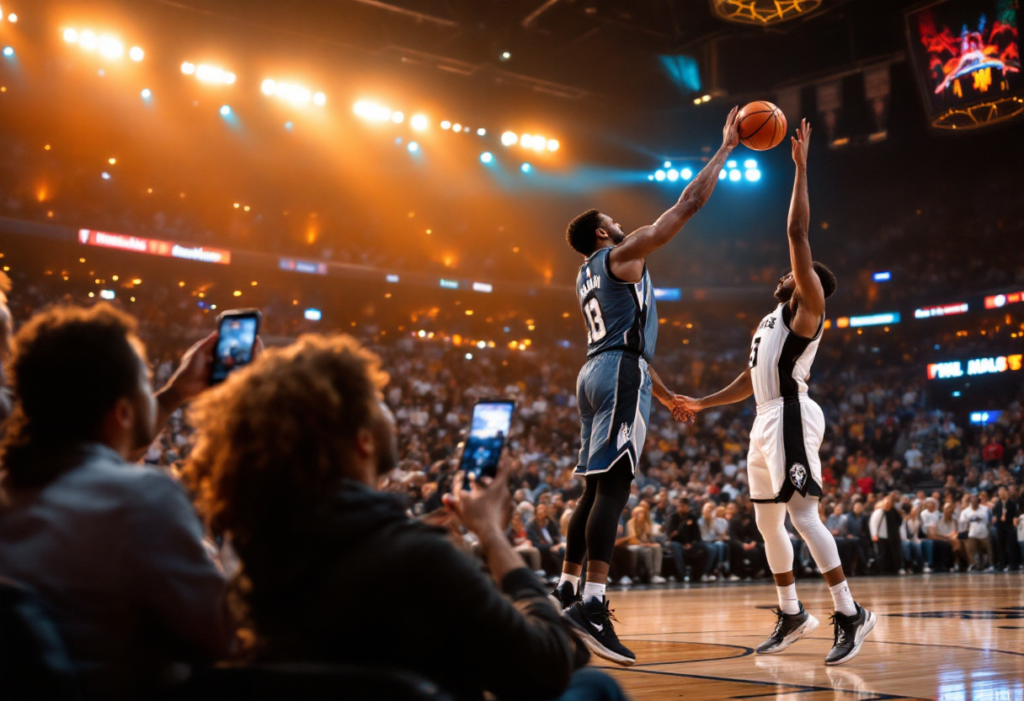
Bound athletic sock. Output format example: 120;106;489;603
777;583;800;615
558;573;581;592
829;581;857;617
583;581;606;604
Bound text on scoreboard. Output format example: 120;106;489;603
927;354;1023;380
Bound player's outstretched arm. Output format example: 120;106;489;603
787;119;825;329
608;108;740;277
675;367;753;416
650;365;694;422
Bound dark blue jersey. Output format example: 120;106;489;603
576;247;658;361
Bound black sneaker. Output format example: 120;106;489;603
756;603;819;654
549;581;581;610
565;598;635;666
825;603;876;666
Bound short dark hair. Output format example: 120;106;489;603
813;262;837;299
1;304;143;490
565;209;602;255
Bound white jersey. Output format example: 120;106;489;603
748;302;823;406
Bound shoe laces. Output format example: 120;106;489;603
829;613;849;647
768;607;788;638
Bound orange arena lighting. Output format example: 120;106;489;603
182;62;236;85
353;100;394;121
261;78;326;107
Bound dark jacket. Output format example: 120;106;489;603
729;510;763;544
665;511;702;546
526;517;561;549
237;479;580;701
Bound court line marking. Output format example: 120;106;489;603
598;666;922;700
622;640;753;667
802;636;1024;658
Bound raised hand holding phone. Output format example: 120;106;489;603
210;308;262;384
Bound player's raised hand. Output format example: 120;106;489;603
722;106;740;149
791;118;811;168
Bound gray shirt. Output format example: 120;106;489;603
0;443;229;697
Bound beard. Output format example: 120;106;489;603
609;230;626;245
774;285;794;303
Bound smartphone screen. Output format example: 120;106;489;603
210;310;261;384
459;400;515;481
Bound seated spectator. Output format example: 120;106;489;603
936;502;970;571
528;502;566;577
698;501;730;580
666;498;711;582
826;503;860;575
0;304;231;699
959;494;993;571
727;499;766;579
507;508;542;573
920;498;948;571
626;505;666;584
869;494;904;575
186;334;622;701
901;505;931;574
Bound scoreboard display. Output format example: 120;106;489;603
906;0;1022;123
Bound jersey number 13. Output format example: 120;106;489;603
584;298;607;344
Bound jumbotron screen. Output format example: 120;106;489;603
906;0;1021;116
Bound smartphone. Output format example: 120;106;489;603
459;399;515;482
210;309;262;384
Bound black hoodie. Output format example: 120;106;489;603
236;479;582;701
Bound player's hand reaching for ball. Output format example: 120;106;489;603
722;106;740;150
791;118;811;168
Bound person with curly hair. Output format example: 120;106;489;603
185;334;624;701
0;303;231;699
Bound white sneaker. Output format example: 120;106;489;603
923;566;932;574
707;574;717;582
728;574;742;582
898;569;907;575
619;576;633;586
651;575;667;584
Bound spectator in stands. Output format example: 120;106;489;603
187;334;621;701
920;499;948;570
936;502;968;571
507;508;542;573
626;505;667;584
727;499;766;579
901;505;931;574
528;502;566;577
666;498;711;582
959;494;992;572
990;487;1019;571
0;304;231;699
698;501;729;580
869;495;904;575
827;503;861;574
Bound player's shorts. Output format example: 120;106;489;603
748;394;824;503
575;350;652;477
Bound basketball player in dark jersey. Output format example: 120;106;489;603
550;108;741;666
677;121;875;665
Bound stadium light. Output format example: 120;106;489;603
392;111;404;123
477;128;486;136
219;105;231;116
261;79;325;107
681;168;693;180
745;169;761;182
727;160;737;168
729;169;742;181
453;123;463;132
63;28;79;43
79;31;98;50
480;151;494;164
129;46;144;62
411;114;429;131
313;92;326;106
354;101;393;121
141;88;151;99
521;162;532;173
2;47;12;58
664;161;672;168
718;169;727;180
97;35;123;59
181;61;195;75
546;139;559;152
441;120;452;130
501;131;518;146
195;64;236;84
648;175;655;180
667;169;679;181
7;14;17;23
744;159;757;169
304;308;322;321
407;141;419;153
654;170;666;181
520;134;533;148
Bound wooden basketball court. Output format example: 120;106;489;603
594;574;1023;700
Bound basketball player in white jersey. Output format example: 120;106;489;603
677;120;875;665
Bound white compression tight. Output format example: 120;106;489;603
753;492;842;575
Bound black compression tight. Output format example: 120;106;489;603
564;458;634;566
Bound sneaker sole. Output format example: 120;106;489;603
756;615;820;655
826;610;877;666
564;614;636;667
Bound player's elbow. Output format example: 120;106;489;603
787;224;809;242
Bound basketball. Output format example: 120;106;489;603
737;101;788;151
